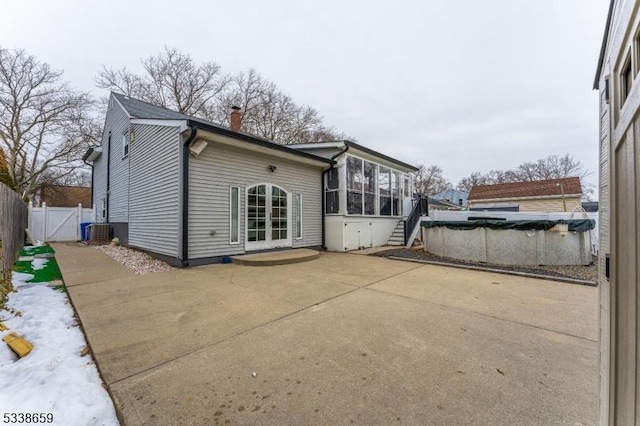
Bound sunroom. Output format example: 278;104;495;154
290;141;419;251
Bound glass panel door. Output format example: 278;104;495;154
247;185;267;246
246;184;291;250
271;186;288;244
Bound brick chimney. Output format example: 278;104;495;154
230;106;242;132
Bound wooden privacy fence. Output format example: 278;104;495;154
0;183;27;278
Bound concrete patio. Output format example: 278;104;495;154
53;243;598;425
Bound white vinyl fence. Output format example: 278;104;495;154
28;202;96;242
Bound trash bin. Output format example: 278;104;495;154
80;222;92;241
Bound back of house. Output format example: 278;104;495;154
84;93;418;265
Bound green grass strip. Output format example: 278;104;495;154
13;244;63;284
21;245;56;256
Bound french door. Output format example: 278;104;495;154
246;184;291;251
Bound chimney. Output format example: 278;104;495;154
230;106;242;132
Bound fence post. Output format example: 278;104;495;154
77;203;82;241
41;202;47;242
28;201;33;232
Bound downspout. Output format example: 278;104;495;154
106;132;111;222
321;145;349;249
181;125;198;267
82;158;94;206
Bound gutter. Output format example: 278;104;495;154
82;158;94;206
321;146;349;249
106;132;111;222
181;125;198;267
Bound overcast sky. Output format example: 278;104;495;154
1;0;609;192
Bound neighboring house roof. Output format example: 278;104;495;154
468;177;583;201
593;0;616;90
108;93;333;166
427;197;462;210
431;189;468;206
38;184;91;207
288;141;419;172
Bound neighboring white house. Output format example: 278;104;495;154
594;0;640;424
83;93;418;265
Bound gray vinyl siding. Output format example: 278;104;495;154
92;96;130;223
598;75;610;426
128;124;181;257
92;144;108;223
189;142;324;258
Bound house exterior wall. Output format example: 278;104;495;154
324;216;400;252
188;141;324;259
598;45;612;426
515;196;582;212
597;1;640;424
92;96;130;226
128;124;181;257
468;196;581;212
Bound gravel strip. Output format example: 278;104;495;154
94;245;175;275
374;248;598;283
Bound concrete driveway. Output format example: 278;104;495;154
54;244;598;426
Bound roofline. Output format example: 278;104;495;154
111;92;133;118
468;193;583;203
344;140;418;172
594;0;615;90
289;140;419;172
288;141;345;149
186;119;335;166
82;146;101;162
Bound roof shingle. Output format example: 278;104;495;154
468;177;582;201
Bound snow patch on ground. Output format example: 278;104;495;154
31;258;48;271
0;271;119;425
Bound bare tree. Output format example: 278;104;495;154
213;68;342;144
456;154;593;199
0;47;94;200
456;171;488;193
413;165;452;196
98;50;342;145
0;148;14;190
514;154;590;182
96;46;229;119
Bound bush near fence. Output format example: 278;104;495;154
0;183;27;298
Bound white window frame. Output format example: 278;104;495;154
122;131;129;158
229;186;240;244
325;168;340;214
295;193;303;240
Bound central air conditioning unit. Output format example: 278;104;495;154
88;224;111;243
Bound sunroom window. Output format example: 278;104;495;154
363;161;376;215
379;166;391;216
346;156;363;215
392;171;402;216
325;168;340;214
